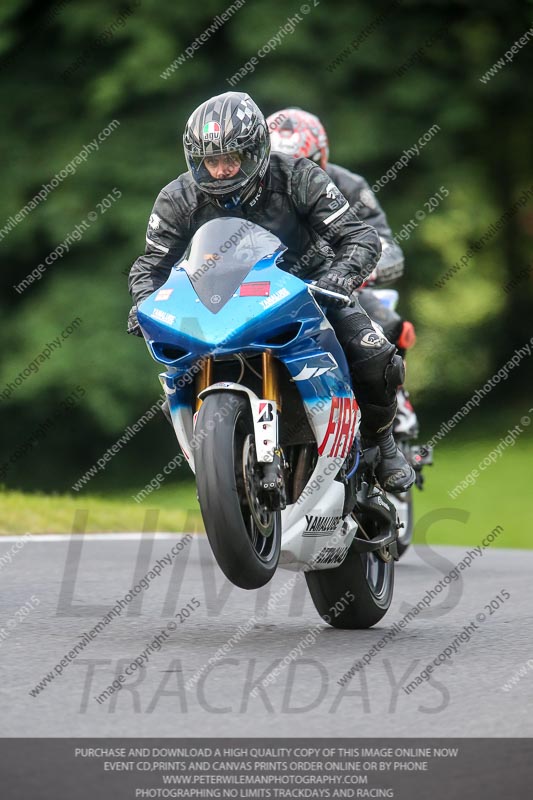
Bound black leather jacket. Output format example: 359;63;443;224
326;163;404;284
128;153;381;306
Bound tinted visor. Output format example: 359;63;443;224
187;149;261;197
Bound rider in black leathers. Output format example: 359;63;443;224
268;107;419;438
127;91;414;492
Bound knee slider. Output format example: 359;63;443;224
346;337;397;404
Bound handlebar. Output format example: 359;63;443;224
307;282;353;307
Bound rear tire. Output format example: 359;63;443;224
195;393;281;590
305;534;394;629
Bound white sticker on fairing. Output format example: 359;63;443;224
151;308;175;325
256;401;274;423
250;398;278;463
155;289;173;301
312;544;350;565
304;514;343;535
294;365;328;381
293;354;338;381
260;287;290;309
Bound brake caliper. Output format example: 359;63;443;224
259;448;287;511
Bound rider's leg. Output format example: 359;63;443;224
358;288;419;438
328;298;415;493
357;288;403;343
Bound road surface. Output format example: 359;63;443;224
1;533;531;736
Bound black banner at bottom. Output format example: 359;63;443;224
1;738;531;799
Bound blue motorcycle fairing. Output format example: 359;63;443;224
137;217;355;420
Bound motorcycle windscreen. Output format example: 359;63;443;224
181;217;285;314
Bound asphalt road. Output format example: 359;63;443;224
1;533;532;737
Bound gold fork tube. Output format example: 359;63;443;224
195;357;213;411
262;351;281;409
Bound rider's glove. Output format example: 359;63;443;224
127;305;143;337
315;270;360;308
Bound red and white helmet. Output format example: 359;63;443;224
266;108;329;170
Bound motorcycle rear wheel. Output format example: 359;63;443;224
305;523;394;629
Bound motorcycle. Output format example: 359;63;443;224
368;289;433;557
137;217;402;629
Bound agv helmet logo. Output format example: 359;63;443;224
203;121;221;141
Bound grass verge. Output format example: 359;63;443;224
0;484;201;535
1;440;530;546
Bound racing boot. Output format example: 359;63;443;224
360;401;416;493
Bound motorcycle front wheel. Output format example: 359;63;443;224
195;392;281;590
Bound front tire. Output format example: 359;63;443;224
195;393;281;589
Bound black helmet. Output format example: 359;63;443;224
183;91;270;207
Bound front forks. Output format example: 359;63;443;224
194;351;281;458
194;351;286;509
262;351;281;410
194;352;281;409
259;352;285;508
195;356;213;412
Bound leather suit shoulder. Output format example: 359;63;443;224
326;163;367;196
160;171;212;214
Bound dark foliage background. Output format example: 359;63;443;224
1;0;531;491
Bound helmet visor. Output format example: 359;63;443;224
186;149;261;197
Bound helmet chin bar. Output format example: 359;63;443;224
222;194;242;210
240;177;264;208
214;177;263;210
